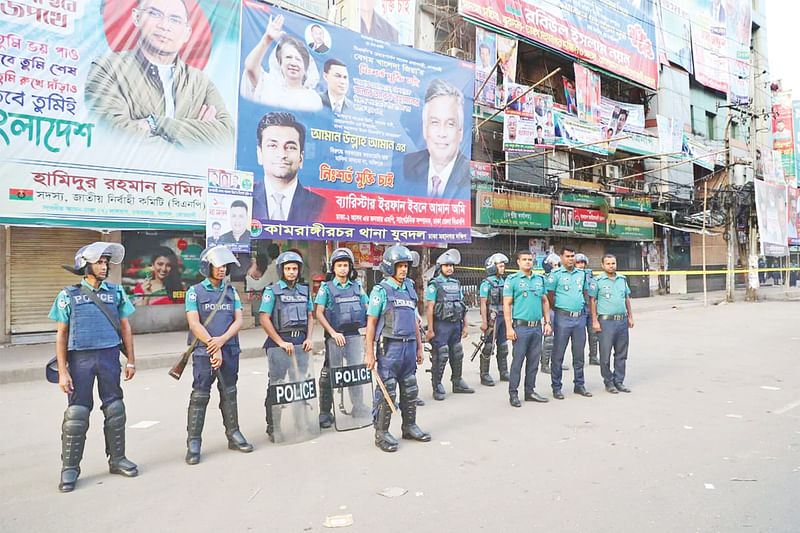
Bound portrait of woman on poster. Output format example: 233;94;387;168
242;14;323;112
133;246;186;305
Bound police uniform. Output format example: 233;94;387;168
582;269;600;365
426;274;472;399
315;278;370;426
589;273;632;392
184;278;252;464
503;271;548;403
545;266;592;397
48;278;137;490
260;278;315;439
478;274;510;384
369;276;430;451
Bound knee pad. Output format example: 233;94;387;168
400;375;419;400
450;342;464;361
63;405;90;433
102;399;125;428
496;341;509;358
383;377;398;400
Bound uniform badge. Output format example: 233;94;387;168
57;298;68;310
372;296;381;304
590;282;597;290
263;292;271;302
188;291;197;302
522;291;528;297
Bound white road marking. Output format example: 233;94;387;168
129;420;159;429
773;398;800;415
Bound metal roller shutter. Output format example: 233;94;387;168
9;227;99;334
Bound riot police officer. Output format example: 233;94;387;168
478;253;511;386
184;246;253;465
365;245;430;452
540;253;561;374
425;249;473;400
315;248;370;429
259;251;316;442
575;253;600;366
546;247;593;399
503;250;552;407
48;242;137;492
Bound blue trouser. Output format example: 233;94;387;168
67;347;123;410
551;312;586;390
431;320;463;380
373;339;417;423
192;346;240;392
508;324;542;396
597;318;629;387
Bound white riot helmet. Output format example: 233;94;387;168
199;245;240;278
435;249;461;266
484;253;509;276
63;242;125;276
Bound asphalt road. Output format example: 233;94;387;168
1;300;799;532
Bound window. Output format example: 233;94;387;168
706;111;716;140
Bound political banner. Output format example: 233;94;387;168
503;93;554;152
237;1;473;244
607;213;654;240
496;35;517;85
788;185;800;246
554;111;608;156
551;205;574;231
660;0;693;73
0;0;240;229
682;135;714;170
358;0;415;46
754;179;788;256
794;100;800;186
726;0;751;105
772;91;796;182
574;207;606;234
206;169;254;254
562;76;577;115
474;27;497;107
475;191;550;229
574;64;601;124
459;0;658;89
599;97;644;134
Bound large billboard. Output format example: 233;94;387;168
459;0;658;89
237;1;473;244
660;0;692;73
772;91;796;183
0;0;240;229
754;179;788;256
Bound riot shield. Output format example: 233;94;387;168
327;336;373;431
266;347;321;444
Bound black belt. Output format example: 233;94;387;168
279;330;304;338
513;319;541;327
598;314;627;321
555;308;582;318
384;337;415;343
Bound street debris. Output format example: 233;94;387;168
323;514;353;528
377;487;407;498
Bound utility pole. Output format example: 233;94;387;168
723;113;736;303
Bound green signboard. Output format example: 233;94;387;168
559;192;606;208
607;213;654;240
476;191;551;229
612;196;652;213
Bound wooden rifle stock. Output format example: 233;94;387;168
168;347;193;380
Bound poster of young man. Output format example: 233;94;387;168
237;1;474;244
206;169;254;254
474;27;497;107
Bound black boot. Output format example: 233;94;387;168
265;393;283;443
541;335;553;374
431;347;448;400
374;378;398;452
220;386;253;453
450;346;475;393
103;400;138;477
399;376;431;442
58;405;89;492
587;327;600;365
318;366;334;429
186;390;209;465
479;350;495;387
496;343;510;381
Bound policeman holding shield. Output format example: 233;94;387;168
365;245;431;452
48;242;137;492
426;249;473;400
260;251;317;443
184;246;253;465
478;253;511;386
315;248;371;430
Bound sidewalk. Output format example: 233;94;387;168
1;286;797;385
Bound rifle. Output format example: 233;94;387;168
168;285;230;380
470;312;496;362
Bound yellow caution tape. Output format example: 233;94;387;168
454;266;800;276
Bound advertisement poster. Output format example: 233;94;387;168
496;34;517;85
0;0;240;229
459;0;658;89
474;27;497;107
121;232;206;306
754;179;788;256
772;91;796;182
237;1;473;243
206;168;254;254
475;191;551;229
660;0;693;73
574;63;601;124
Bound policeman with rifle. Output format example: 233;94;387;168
476;253;511;386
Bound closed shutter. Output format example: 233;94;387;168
9;227;99;334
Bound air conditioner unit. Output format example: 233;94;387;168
604;165;620;180
447;47;465;59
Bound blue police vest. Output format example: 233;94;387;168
324;282;366;332
187;283;239;349
431;277;466;322
486;276;505;313
271;283;309;333
379;279;418;341
65;283;121;352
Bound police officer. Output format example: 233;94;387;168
48;242;137;492
575;253;600;366
546;246;592;399
365;245;430;452
540;253;561;374
259;251;315;442
184;246;253;465
315;248;370;428
589;254;634;394
425;249;473;400
503;250;552;407
478;253;511;386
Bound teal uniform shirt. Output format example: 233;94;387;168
479;275;504;298
259;279;314;315
48;279;135;323
314;279;369;308
545;266;591;312
185;279;242;312
588;273;630;316
367;277;417;318
425;273;464;301
502;271;545;321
